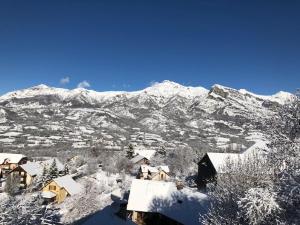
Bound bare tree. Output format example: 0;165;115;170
166;146;196;177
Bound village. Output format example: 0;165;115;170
0;141;267;225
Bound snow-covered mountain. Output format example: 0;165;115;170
0;80;294;155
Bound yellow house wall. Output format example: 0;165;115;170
42;181;69;203
25;174;33;186
132;211;138;222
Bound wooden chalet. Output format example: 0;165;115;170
10;161;43;188
197;142;267;188
130;154;150;165
197;152;241;188
127;179;207;225
0;153;27;179
41;175;82;203
10;158;65;188
130;150;156;166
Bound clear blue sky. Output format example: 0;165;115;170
0;0;299;95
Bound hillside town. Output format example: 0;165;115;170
0;136;288;225
0;83;299;225
1;1;300;224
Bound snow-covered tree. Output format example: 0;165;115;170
166;147;196;177
48;159;59;179
0;194;61;225
264;94;300;224
126;143;134;159
200;154;277;225
63;164;69;175
41;166;50;185
238;188;281;225
202;93;300;225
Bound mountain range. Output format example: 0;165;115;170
0;80;294;157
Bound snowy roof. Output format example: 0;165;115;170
158;166;170;173
205;141;268;173
130;155;147;164
20;162;43;176
16;158;64;177
206;152;241;173
242;140;268;156
53;175;83;195
134;149;156;160
41;191;57;199
127;179;208;225
0;153;27;164
148;166;159;173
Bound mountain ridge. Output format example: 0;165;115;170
0;80;294;157
0;80;293;105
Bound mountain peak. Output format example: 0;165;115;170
150;80;183;88
142;80;208;98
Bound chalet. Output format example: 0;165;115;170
0;153;27;178
138;165;170;181
197;152;241;188
127;179;207;225
41;175;82;203
131;154;150;165
11;162;43;188
197;141;268;188
10;158;65;188
134;149;156;160
130;149;156;166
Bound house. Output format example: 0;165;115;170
134;149;156;160
10;158;65;188
127;179;207;225
138;165;170;181
197;141;268;188
41;175;83;203
130;149;156;166
0;153;28;178
197;152;241;188
130;155;149;165
10;161;43;188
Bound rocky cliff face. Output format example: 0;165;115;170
0;81;294;156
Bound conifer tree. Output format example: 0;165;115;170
126;143;134;159
41;166;50;184
49;159;59;179
63;164;69;175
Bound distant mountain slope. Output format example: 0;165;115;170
0;80;294;156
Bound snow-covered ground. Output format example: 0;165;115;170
58;169;133;224
79;203;135;225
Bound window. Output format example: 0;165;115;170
49;185;56;191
